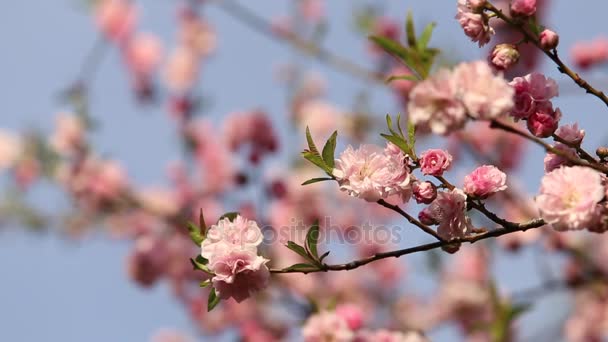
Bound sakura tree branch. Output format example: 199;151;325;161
489;119;608;174
212;0;385;84
485;2;608;108
551;133;598;164
270;216;545;274
376;199;445;242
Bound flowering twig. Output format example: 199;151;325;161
376;199;445;241
551;133;597;164
212;0;385;84
485;2;608;108
489;119;608;174
270;216;545;274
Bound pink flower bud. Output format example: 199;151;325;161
510;0;537;17
335;304;365;330
413;181;438;204
463;165;507;198
527;106;561;138
539;29;559;50
489;44;520;70
555;123;585;144
418;208;438;226
419;149;453;176
467;0;487;11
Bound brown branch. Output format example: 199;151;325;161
486;3;608;108
551;133;597;164
377;199;445;241
212;0;385;84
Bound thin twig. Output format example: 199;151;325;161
377;199;445;242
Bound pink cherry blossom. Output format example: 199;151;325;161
539;29;559;50
489;44;520;70
126;234;169;287
333;144;411;202
556;123;585;144
423;188;473;241
535;166;605;231
150;329;194;342
571;37;608;69
453;61;514;119
49;112;86;156
419;149;453;176
463;165;507;198
207;248;270;303
201;215;264;257
124;32;163;79
301;310;355;342
335;304;365;330
0;130;22;170
526;105;561;138
510;0;537;17
355;329;430;342
413;181;438;204
164;47;200;94
543;143;576;173
456;0;495;47
408;69;466;135
95;0;136;42
509;72;559;120
178;14;216;58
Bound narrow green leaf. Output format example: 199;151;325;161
305;126;321;156
282;263;319;272
302;177;333;186
396;113;405;138
186;221;204;245
218;212;239;222
369;35;424;80
319;250;330;262
407;120;417;158
286;241;315;263
321;131;338;169
199;209;207;238
207;288;221;312
380;133;412;156
405;11;416;47
302;151;332;174
386;114;399;137
199;279;211;288
417;22;436;50
190;257;213;275
385;74;419;84
305;221;320;260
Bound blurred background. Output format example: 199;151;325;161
1;1;608;341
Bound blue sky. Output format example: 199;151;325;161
1;1;607;341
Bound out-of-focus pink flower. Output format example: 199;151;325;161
571;37;608;70
423;188;473;240
150;328;194;342
556;123;585;144
539;29;559;50
50;112;85;156
301;310;355;342
294;100;341;143
408;69;466;135
222;110;277;162
125;32;163;79
536;166;605;231
456;0;494;47
543;143;577;173
178;14;216;58
509;72;559;120
298;0;325;23
356;329;430;342
489;44;520;70
419;149;453;176
463;165;507;198
335;304;365;330
95;0;136;42
0;130;22;170
135;188;180;218
510;0;537;17
454;61;514;119
387;66;417;102
369;17;400;56
164;47;199;93
333;143;412;202
527;105;561;138
126;234;168;287
201;215;269;302
413;181;438;204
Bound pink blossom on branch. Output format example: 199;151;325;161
419;149;453;176
413;181;438;204
95;0;137;42
510;0;537;17
421;188;473;241
535;166;605;231
489;44;520;70
509;72;559;120
539;29;559;50
456;0;495;47
526;105;561;138
463;165;507;198
555;123;585;144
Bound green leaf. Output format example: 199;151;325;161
186;221;204;245
302;177;333;186
282;263;319;272
190;257;213;275
380;133;412;156
319;250;331;262
218;212;239;222
286;241;315;263
369;35;424;80
321;131;338;169
385;74;419;84
199;209;207;236
199;279;211;288
396;113;405;138
207;288;221;312
417;22;436;50
386;114;399;137
305;221;320;260
302;150;332;174
407;120;417;159
306;126;321;156
405;11;416;47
